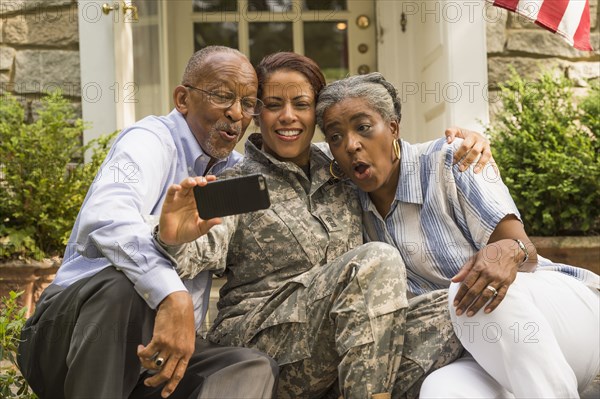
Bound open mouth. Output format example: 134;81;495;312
353;161;371;180
218;129;239;142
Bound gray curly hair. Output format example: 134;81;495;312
316;72;402;131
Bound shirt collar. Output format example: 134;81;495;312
396;139;424;205
168;109;241;176
168;109;204;176
358;139;423;213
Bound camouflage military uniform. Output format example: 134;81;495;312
164;134;461;398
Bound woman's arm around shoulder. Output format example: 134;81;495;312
445;127;494;174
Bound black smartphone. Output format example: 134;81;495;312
194;174;271;219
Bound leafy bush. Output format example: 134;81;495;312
487;69;600;236
0;291;36;398
0;92;116;261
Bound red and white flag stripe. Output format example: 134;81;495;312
487;0;592;51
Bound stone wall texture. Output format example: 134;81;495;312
486;0;599;116
1;0;80;121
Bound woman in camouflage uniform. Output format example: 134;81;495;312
157;53;486;399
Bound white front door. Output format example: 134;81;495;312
376;0;489;143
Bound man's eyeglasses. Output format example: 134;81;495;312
184;85;264;116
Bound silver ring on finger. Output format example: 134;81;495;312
485;285;498;297
154;356;165;368
151;352;165;368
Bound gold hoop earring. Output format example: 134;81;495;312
329;160;344;180
393;139;401;161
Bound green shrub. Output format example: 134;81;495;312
0;92;116;261
486;69;600;236
579;81;600;145
0;291;36;398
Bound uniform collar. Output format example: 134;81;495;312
244;133;337;192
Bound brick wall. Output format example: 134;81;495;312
0;0;80;121
486;0;600;115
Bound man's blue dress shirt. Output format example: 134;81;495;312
54;109;242;330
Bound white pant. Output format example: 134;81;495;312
421;271;600;398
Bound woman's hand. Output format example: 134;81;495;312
158;176;221;246
451;238;522;316
451;215;537;316
445;127;494;174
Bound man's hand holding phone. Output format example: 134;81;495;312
158;176;222;246
159;174;271;246
194;174;270;219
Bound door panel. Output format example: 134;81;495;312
417;5;448;140
248;22;294;65
377;0;489;143
304;21;349;81
194;22;240;50
171;0;376;87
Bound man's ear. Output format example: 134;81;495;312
173;86;189;115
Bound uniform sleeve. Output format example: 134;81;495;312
158;213;239;279
446;140;521;249
74;128;186;309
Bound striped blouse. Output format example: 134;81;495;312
361;138;599;296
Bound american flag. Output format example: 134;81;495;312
487;0;593;51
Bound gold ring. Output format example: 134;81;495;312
485;285;498;297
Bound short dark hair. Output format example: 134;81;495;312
181;46;247;85
255;52;326;100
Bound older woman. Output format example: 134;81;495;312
316;72;600;398
156;53;492;399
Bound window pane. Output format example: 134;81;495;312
194;22;239;51
193;0;236;12
248;0;292;12
249;22;293;66
137;0;158;16
304;21;348;82
303;0;346;11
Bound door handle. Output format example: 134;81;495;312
101;2;138;21
102;2;119;15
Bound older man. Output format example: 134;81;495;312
17;46;278;399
